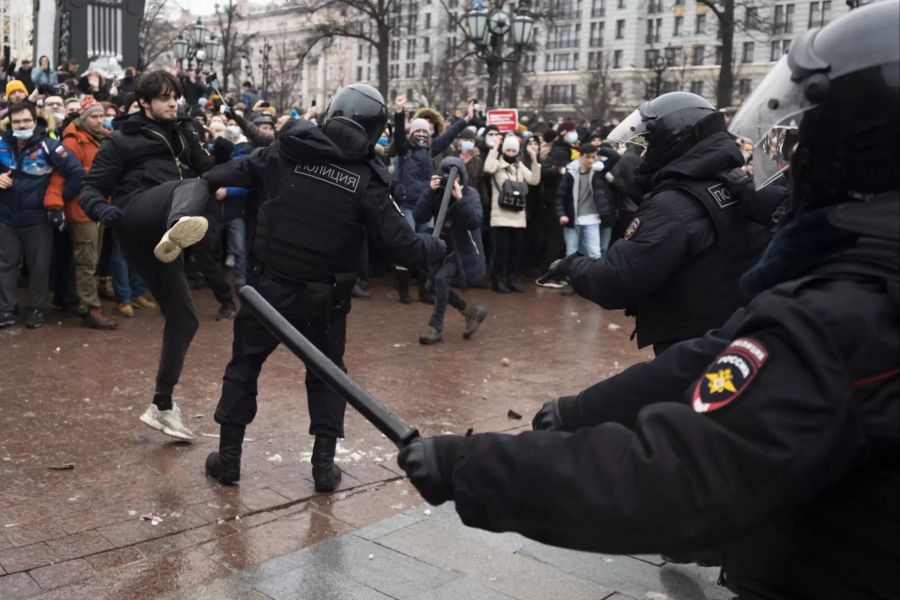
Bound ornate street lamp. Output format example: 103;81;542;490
651;54;669;97
172;19;218;71
462;0;538;107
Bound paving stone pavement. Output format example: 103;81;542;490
157;503;733;600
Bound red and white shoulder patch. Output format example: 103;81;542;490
623;217;641;240
692;338;768;413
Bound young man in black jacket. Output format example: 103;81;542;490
80;70;217;442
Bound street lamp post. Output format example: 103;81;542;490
172;18;222;71
462;0;536;108
258;39;273;100
651;54;669;98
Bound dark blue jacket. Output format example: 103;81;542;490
0;126;84;229
415;156;486;289
391;112;469;208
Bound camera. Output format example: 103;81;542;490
438;174;449;187
205;72;218;85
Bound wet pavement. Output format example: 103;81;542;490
0;276;660;599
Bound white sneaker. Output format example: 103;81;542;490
139;402;196;441
154;216;209;263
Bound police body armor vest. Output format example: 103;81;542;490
254;159;375;282
633;178;771;348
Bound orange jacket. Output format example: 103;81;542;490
46;121;106;222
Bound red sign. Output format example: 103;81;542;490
487;109;519;132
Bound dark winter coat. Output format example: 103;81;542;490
0;124;83;228
80;112;214;219
540;140;574;208
391;111;470;208
554;160;613;225
414;156;486;289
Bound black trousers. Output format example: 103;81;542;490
492;226;525;280
425;260;466;330
215;272;350;438
113;179;211;396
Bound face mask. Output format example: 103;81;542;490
52;112;66;123
485;136;498;148
460;140;475;152
414;137;430;148
377;136;389;146
13;129;34;140
103;117;114;129
565;132;579;144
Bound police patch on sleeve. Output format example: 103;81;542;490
692;338;768;413
623;217;641;240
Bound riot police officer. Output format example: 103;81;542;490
399;3;900;598
548;92;771;354
203;84;445;492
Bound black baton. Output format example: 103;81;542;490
433;166;459;237
238;286;420;448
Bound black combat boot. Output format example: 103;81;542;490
205;424;245;485
462;306;489;340
312;435;343;493
418;326;443;345
506;275;525;293
491;275;511;294
396;269;412;304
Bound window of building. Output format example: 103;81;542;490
546;84;577;103
549;23;580;49
357;44;364;60
588;50;604;69
745;6;758;28
591;0;606;18
785;4;795;32
808;1;831;27
714;45;722;65
476;87;484;100
692;45;705;66
524;85;533;100
617;0;625;8
739;78;752;96
357;67;363;80
615;19;625;39
423;37;430;53
390;40;400;61
647;0;662;13
689;80;704;96
407;39;416;59
770;39;790;60
644;48;660;69
695;13;706;34
664;45;679;64
773;4;795;34
611;82;622;96
406;89;414;101
742;41;754;63
590;21;604;46
407;13;417;31
389;64;399;78
674;15;683;36
645;17;662;44
613;49;623;68
425;13;431;28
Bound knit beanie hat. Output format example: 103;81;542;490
5;80;27;98
458;128;476;140
80;96;104;119
409;118;431;135
501;135;520;154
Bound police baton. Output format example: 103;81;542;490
238;286;420;449
432;166;459;237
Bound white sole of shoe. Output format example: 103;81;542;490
154;217;209;263
140;412;163;432
159;425;195;441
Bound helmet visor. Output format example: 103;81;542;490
606;108;649;147
729;56;818;189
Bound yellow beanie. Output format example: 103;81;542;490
5;80;28;99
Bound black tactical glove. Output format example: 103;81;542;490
211;137;236;164
46;207;66;232
93;202;124;226
398;435;466;506
223;106;237;121
532;397;573;431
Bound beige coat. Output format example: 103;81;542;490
483;147;541;228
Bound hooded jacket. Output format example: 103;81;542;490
554;158;612;227
0;121;83;228
391;110;470;208
80;112;214;220
45;120;106;223
414;156;486;289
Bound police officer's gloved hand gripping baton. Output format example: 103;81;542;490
432;166;459;238
238;286;421;449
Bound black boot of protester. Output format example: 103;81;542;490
396;268;412;304
312;435;343;493
205;424;245;485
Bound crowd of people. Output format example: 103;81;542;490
1;56;759;342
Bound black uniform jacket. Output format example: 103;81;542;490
80;112;214;218
448;195;900;600
203;120;444;279
563;133;769;347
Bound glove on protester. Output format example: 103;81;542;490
397;436;467;506
46;207;66;232
93;203;124;225
211;137;236;164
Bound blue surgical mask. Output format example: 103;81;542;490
103;117;114;129
12;129;34;140
460;140;475;152
377;136;389;146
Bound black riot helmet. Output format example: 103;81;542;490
607;92;726;173
320;84;388;159
729;0;899;213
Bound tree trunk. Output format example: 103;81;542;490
507;62;521;108
376;22;390;98
716;0;735;108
